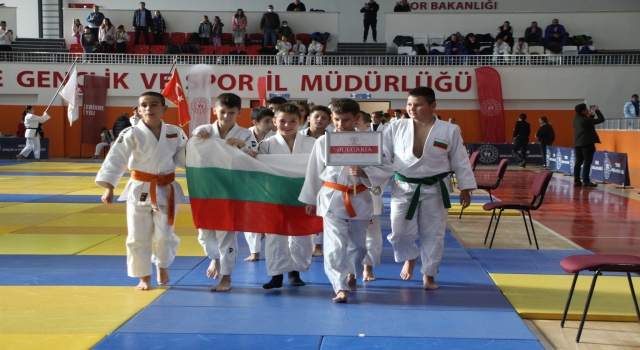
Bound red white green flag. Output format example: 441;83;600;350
186;137;323;236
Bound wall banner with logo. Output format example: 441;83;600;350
474;67;506;143
470;143;542;165
546;146;630;186
81;75;109;145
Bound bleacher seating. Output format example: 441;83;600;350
296;33;311;46
170;32;186;46
221;33;233;46
199;46;214;55
215;46;230;55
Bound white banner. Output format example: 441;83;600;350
58;68;79;126
187;64;212;135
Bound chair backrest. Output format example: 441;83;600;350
150;45;166;54
296;33;311;45
221;33;233;45
199;46;214;55
531;170;554;209
162;32;170;45
247;46;261;55
429;34;444;46
529;45;544;54
214;46;229;55
69;44;83;53
495;158;509;180
562;46;579;56
134;45;150;54
230;45;246;53
170;32;186;45
468;151;479;171
413;33;428;46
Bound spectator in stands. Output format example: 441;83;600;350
394;109;403;120
573;104;605;187
496;21;514;47
445;34;464;55
93;127;114;159
268;96;288;112
290;37;306;64
394;0;411;12
276;35;292;65
199;16;213;46
86;5;104;41
525;21;544;46
544;19;568;47
287;0;306;12
278;21;293;42
212;16;224;48
535;116;555;169
115;25;130;53
112;113;131;138
98;18;116;53
132;2;152;46
492;37;510;62
361;0;379;43
261;5;280;46
307;37;323;65
512;113;530;168
151;11;166;45
0;21;13;53
463;33;481;55
512;37;529;63
623;94;639;118
81;26;96;53
72;19;83;45
232;9;247;46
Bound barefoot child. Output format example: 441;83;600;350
192;93;257;291
383;87;476;290
299;99;392;302
96;91;187;291
298;105;332;257
259;103;317;289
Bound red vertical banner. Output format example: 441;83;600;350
258;76;267;107
81;75;109;145
474;67;506;143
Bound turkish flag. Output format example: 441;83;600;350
474;67;506;143
162;69;191;127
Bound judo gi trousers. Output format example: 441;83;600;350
126;203;180;277
323;217;369;293
19;137;41;159
244;232;262;254
198;229;238;275
388;189;448;277
265;234;313;276
363;215;382;267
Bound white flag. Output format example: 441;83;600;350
187;64;212;135
59;68;79;126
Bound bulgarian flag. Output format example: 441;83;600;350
186;137;323;236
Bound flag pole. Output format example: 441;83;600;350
44;58;79;115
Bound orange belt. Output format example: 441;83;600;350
131;170;176;226
322;181;368;218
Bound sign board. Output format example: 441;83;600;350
0;138;49;159
325;131;383;166
350;93;371;99
269;93;290;98
546;146;630;186
469;143;542;165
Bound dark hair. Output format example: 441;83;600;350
140;2;146;5
291;100;310;117
519;113;527;120
101;127;108;131
84;25;90;30
268;96;288;105
575;103;588;114
235;9;246;18
216;93;242;109
383;112;390;118
250;106;274;122
132;106;138;111
540;116;549;124
274;103;301;119
359;111;371;124
532;21;538;24
408;86;436;104
23;105;33;121
394;109;401;113
331;99;360;116
633;94;639;99
518;37;525;42
101;18;112;30
140;91;166;106
310;105;331;117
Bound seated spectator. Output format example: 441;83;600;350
290;38;306;64
445;34;464;55
513;37;529;55
98;18;116;53
493;37;510;62
464;33;481;55
287;0;306;12
394;0;411;12
115;25;130;54
624;94;639;118
544;18;568;47
525;21;544;46
496;21;514;47
306;38;323;65
276;35;292;65
199;15;213;46
93;127;114;159
278;21;293;42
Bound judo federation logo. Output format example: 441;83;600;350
480;99;502;116
555;149;562;171
477;145;499;163
349;137;359;144
190;97;211;114
570;150;576;175
546;148;551;168
604;153;612;180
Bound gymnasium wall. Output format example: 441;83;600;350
597;131;640;171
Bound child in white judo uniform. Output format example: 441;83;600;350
16;106;50;162
298;105;332;256
96;91;188;291
258;103;317;289
299;99;392;302
383;87;476;290
192;93;258;291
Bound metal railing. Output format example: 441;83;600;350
2;52;640;66
595;118;640;130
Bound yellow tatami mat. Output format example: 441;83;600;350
448;203;519;216
0;334;106;350
0;203;101;214
78;234;206;256
491;273;640;321
0;234;117;254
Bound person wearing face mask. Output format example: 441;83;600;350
278;21;293;42
260;5;280;47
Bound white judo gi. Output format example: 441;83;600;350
383;117;476;277
96;122;188;278
299;135;392;293
19;113;50;160
258;132;316;276
298;127;325;245
192;121;258;275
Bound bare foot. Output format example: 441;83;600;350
400;259;417;281
423;275;438;290
348;274;357;291
244;253;260;262
156;266;170;285
210;275;232;292
312;244;323;257
135;276;151;291
333;290;348;303
206;259;220;279
363;265;376;281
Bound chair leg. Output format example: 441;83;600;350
521;210;532;245
627;272;640;323
488;190;493;202
484;209;496;244
489;209;504;248
561;272;580;327
576;270;601;342
528;210;539;250
459;205;465;219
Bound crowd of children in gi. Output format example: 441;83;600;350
96;88;476;302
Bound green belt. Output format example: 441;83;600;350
394;171;451;220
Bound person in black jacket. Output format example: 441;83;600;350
573;104;605;187
112;113;132;138
132;2;153;46
535;116;555;169
286;0;306;12
394;0;411;12
512;113;530;168
260;5;280;46
360;0;379;43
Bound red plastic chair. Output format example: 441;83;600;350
162;32;170;45
248;33;264;46
69;44;83;59
200;46;214;55
221;33;233;46
170;32;186;46
296;33;311;46
150;45;166;55
469;151;480;171
477;158;509;202
482;170;553;249
214;46;229;55
134;45;150;54
560;254;640;342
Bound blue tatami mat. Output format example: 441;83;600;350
94;333;322;350
320;336;543;350
0;255;205;270
467;249;595;275
0;194;55;202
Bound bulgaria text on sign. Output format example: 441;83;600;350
325;131;383;166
